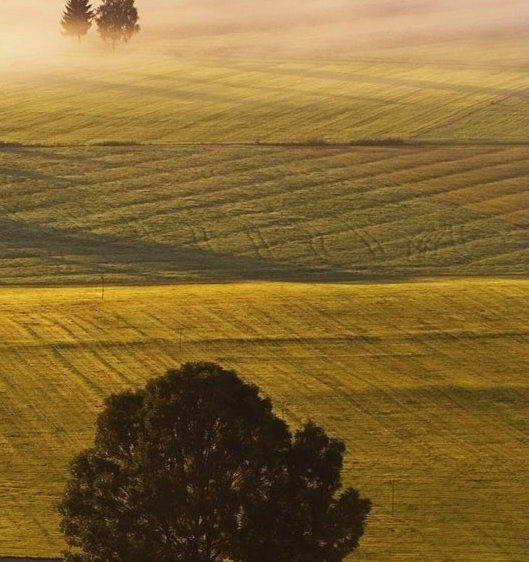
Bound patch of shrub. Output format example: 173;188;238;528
348;137;406;146
0;141;23;148
89;140;141;147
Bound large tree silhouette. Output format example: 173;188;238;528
60;0;94;47
95;0;140;51
59;362;371;562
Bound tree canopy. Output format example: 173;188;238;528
59;362;371;562
60;0;94;46
95;0;140;50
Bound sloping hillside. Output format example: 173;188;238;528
2;55;529;145
0;280;527;561
1;143;527;284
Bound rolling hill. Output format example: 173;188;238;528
1;143;528;284
0;32;528;562
0;280;528;561
2;54;529;146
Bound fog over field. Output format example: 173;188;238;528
1;0;528;65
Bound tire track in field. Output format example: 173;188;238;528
385;149;529;197
1;144;528;282
303;225;331;264
243;227;277;261
243;229;264;260
407;223;467;262
337;217;386;259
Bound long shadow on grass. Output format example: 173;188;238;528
0;217;366;285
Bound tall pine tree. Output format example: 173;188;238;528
60;0;94;47
95;0;140;51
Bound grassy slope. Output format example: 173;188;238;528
0;280;528;561
1;144;528;284
1;50;529;145
1;36;528;562
1;41;528;284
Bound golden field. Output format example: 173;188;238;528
0;280;528;561
2;53;529;145
1;31;528;561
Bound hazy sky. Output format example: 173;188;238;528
1;0;527;61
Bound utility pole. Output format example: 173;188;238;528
101;276;105;300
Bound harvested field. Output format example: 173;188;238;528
0;280;527;560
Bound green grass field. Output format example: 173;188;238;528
1;144;528;284
1;35;529;562
1;50;529;145
0;280;528;561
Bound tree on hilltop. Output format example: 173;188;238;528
60;0;94;47
59;361;371;562
95;0;140;51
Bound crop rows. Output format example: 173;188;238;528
1;45;528;562
2;55;529;145
0;143;527;284
0;280;527;561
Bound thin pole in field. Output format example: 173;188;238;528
391;479;395;516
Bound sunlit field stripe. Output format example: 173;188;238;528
0;280;527;560
2;56;529;144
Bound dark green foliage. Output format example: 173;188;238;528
59;362;370;562
95;0;140;50
240;422;371;562
60;0;94;46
